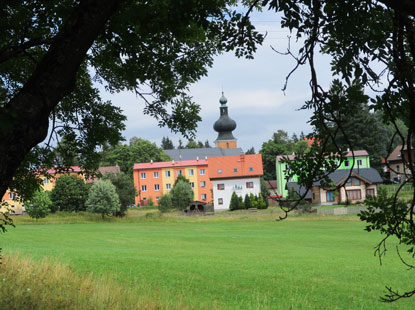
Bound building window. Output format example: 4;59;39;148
43;178;49;185
188;169;194;176
326;191;335;202
345;160;350;167
141;185;147;192
397;165;400;172
9;192;16;200
200;169;205;175
200;181;206;188
249;167;253;172
140;172;146;179
154;171;159;178
143;197;147;201
190;182;194;188
218;198;223;205
313;193;315;200
366;189;375;197
177;170;182;176
217;184;225;190
218;169;222;174
166;183;171;190
357;159;362;166
156;196;160;201
346;189;361;200
201;194;207;200
165;170;171;177
246;182;254;188
234;168;238;173
352;178;361;186
154;184;160;191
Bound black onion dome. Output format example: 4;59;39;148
213;115;236;133
213;92;237;141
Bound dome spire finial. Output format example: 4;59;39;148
219;91;227;105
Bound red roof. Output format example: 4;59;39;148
134;159;208;170
345;150;369;157
208;154;263;179
86;165;121;183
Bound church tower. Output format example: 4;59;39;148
213;92;237;149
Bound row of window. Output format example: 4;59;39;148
217;167;255;174
141;181;208;192
325;188;375;202
344;159;363;167
216;182;254;191
140;168;205;179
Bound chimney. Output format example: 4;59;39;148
347;148;350;152
205;156;208;160
150;160;153;164
172;160;175;165
179;154;182;160
196;156;199;161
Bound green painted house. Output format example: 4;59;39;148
276;150;371;198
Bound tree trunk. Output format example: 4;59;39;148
0;0;124;198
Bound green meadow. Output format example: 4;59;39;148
0;209;414;309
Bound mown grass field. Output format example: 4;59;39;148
1;208;414;309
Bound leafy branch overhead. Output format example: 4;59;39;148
0;0;264;206
261;0;415;301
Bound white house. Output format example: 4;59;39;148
208;154;263;210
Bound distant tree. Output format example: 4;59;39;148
101;137;170;175
86;180;120;219
50;175;89;212
197;141;204;148
161;137;174;150
257;194;267;210
249;193;258;209
229;192;240;211
170;180;193;211
26;190;51;221
204;140;211;148
244;194;251;209
332;101;388;172
291;133;299;143
102;171;136;217
158;194;173;213
245;147;255;155
238;196;244;207
173;174;191;186
185;139;199;149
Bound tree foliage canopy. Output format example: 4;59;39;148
86;180;121;219
50;175;89;212
170;179;193;211
261;0;415;301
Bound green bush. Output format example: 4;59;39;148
102;171;136;217
249;193;258;209
170;180;193;210
50;175;89;212
229;192;240;211
158;194;173;213
148;196;154;207
244;194;251;209
26;190;51;220
86;180;121;219
257;193;268;209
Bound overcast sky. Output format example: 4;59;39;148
99;9;333;153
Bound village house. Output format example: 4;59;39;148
385;145;413;184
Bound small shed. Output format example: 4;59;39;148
184;201;214;215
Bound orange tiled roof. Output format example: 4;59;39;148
208;154;263;179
